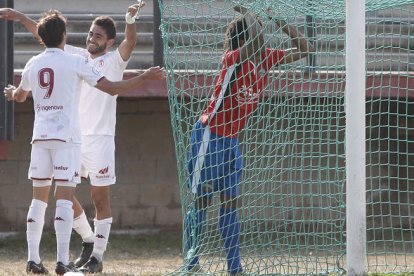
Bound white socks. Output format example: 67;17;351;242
54;199;74;265
73;211;94;243
27;199;47;264
92;217;113;261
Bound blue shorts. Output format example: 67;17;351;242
188;120;243;198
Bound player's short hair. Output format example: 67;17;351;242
92;16;116;40
37;10;67;48
225;16;249;51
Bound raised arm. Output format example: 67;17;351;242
273;18;315;64
234;5;265;63
0;8;39;40
118;1;146;61
95;66;166;96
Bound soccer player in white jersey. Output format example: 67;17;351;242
2;10;165;275
1;2;146;273
64;4;145;273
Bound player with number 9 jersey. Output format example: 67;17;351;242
21;48;103;144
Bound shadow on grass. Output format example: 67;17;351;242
0;229;183;275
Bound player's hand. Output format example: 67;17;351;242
234;5;247;15
3;84;16;101
267;7;287;27
127;0;145;19
0;8;24;21
141;66;166;81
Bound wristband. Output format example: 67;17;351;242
125;0;142;24
125;12;136;24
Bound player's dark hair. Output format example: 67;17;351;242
92;16;116;40
37;10;67;48
225;16;249;50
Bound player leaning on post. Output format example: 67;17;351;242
1;1;146;273
2;10;165;275
185;5;314;275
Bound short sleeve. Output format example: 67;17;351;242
114;48;130;70
20;58;33;91
261;48;285;70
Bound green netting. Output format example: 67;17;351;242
234;0;414;20
365;4;414;274
158;0;414;275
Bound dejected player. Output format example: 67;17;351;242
184;6;314;275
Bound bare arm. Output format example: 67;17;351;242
234;5;265;63
118;1;146;61
0;8;39;40
3;84;30;103
274;19;315;64
95;66;166;96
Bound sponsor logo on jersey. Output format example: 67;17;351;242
55;217;65;221
92;65;101;76
54;165;69;171
74;171;79;177
36;104;64;112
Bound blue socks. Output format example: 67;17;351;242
184;206;242;274
219;207;242;274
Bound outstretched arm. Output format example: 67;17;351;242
4;67;165;100
95;66;166;96
118;1;146;61
0;8;39;40
3;84;29;103
273;18;315;64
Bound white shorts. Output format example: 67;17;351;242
29;141;81;185
81;135;116;186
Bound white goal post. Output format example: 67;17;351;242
345;0;367;275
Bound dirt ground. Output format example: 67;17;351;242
0;230;183;276
2;230;413;275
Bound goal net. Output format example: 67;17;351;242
158;0;414;274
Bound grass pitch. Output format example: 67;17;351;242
0;229;182;275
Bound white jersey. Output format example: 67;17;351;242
21;48;103;143
65;45;129;136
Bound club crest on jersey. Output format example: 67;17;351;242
98;59;105;68
236;85;260;103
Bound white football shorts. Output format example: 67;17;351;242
81;135;116;186
28;141;81;185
